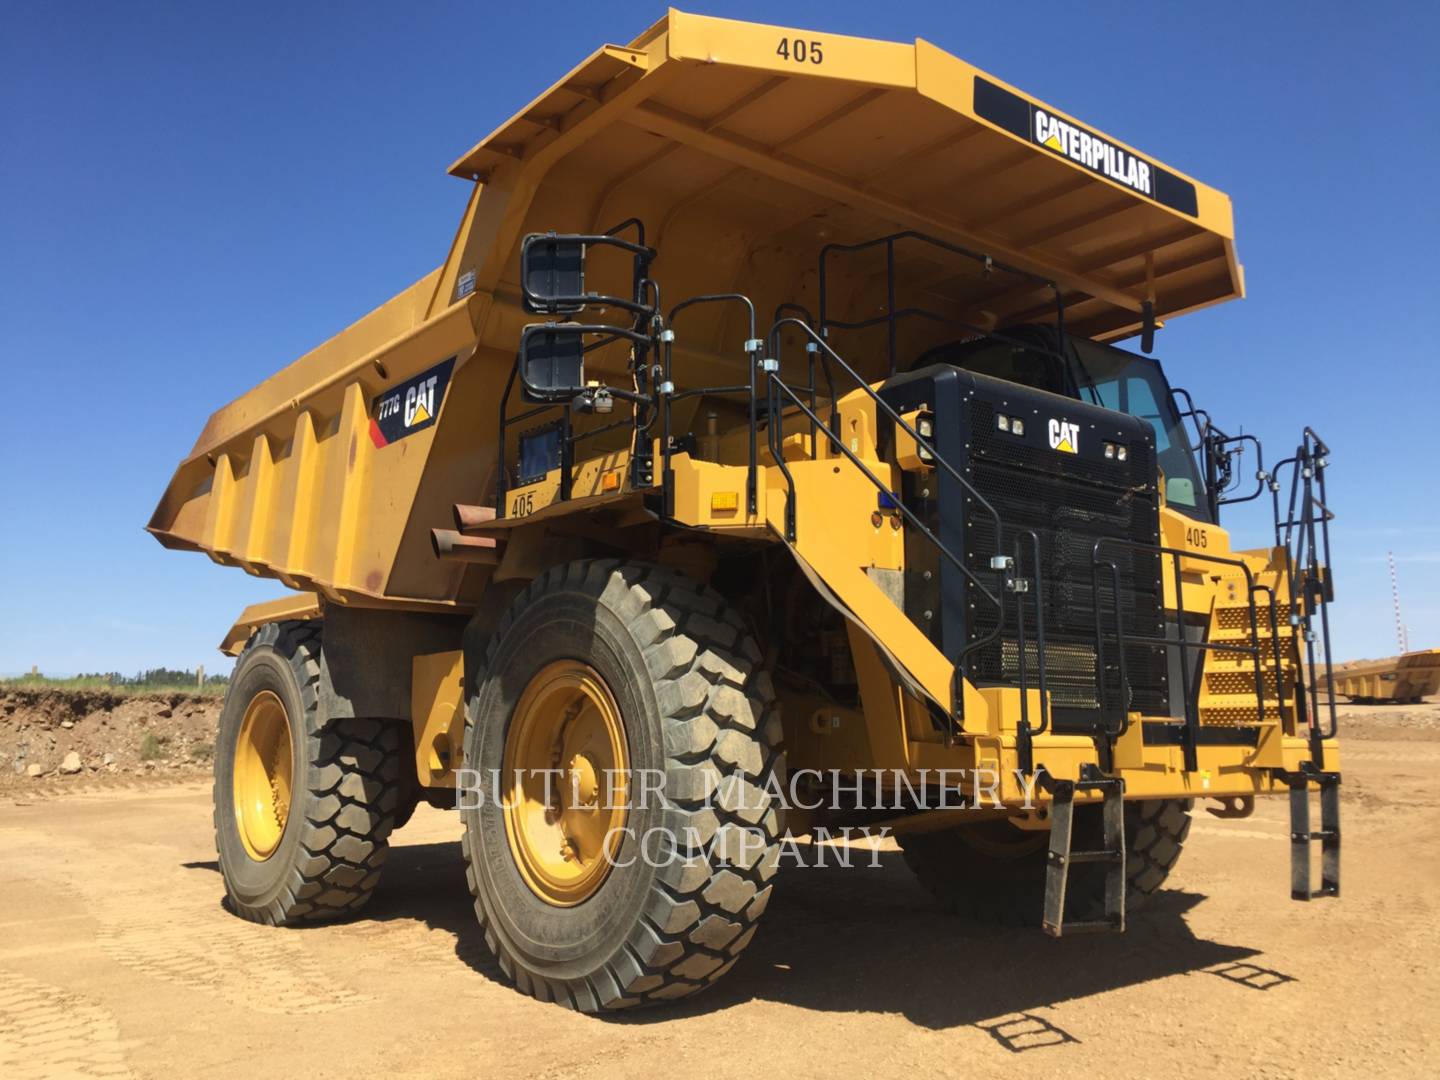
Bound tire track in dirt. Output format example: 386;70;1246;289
0;971;135;1079
0;814;373;1017
93;915;372;1016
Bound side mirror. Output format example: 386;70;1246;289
1140;300;1156;354
521;235;586;314
518;324;586;401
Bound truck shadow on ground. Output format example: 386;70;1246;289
340;837;1269;1030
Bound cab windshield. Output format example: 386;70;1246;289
1068;339;1209;522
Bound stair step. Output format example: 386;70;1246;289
1211;628;1289;641
1061;850;1122;865
1045;917;1123;936
1202;695;1288;705
1200;706;1284;724
1209;663;1290;675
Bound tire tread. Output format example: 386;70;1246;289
461;561;785;1012
216;620;401;926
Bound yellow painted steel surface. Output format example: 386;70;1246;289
150;8;1241;615
411;651;466;787
220;594;323;656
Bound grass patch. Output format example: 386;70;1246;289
0;675;226;698
189;740;215;763
138;732;167;761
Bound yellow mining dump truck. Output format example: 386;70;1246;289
150;11;1343;1010
1332;650;1440;704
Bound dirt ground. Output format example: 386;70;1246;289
2;702;1437;1079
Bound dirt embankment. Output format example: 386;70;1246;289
0;687;222;794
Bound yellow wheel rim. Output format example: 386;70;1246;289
503;661;630;906
233;690;294;861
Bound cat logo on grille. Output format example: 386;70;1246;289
1048;419;1079;454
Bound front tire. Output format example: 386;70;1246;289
214;620;402;924
462;560;785;1011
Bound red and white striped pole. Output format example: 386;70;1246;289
1388;552;1408;654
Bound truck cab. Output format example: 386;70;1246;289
920;331;1212;522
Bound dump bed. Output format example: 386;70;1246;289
149;8;1241;610
1332;650;1440;703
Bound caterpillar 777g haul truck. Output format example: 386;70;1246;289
149;10;1342;1011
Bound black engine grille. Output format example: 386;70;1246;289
963;400;1168;727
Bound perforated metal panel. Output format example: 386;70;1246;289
1201;704;1283;726
1206;669;1283;697
1215;607;1256;631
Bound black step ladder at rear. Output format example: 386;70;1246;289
1285;764;1340;900
1040;766;1126;936
1272;429;1339;902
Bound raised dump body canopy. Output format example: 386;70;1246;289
149;8;1242;610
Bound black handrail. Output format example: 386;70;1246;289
817;230;1067;375
1269;428;1337;764
1091;538;1273;771
1010;530;1051;775
1200;424;1269;519
763;371;800;550
772;303;836;452
1169;386;1212;454
1169;388;1276;523
661;294;760;513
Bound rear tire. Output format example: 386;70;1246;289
898;798;1192;925
462;560;785;1011
214;620;403;925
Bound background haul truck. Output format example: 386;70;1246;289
1332;650;1440;704
150;11;1342;1011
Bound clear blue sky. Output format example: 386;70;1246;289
1;1;1436;676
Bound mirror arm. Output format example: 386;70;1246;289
522;290;657;318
